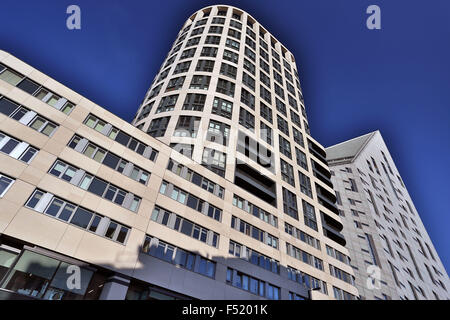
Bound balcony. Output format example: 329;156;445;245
315;183;339;215
307;139;328;167
311;160;333;188
234;162;277;206
321;211;346;246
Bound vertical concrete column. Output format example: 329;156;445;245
99;274;131;300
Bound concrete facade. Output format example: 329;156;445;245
0;5;358;300
327;131;450;300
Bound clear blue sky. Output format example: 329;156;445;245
1;0;449;274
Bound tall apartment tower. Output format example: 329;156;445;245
326;131;450;300
131;5;358;299
0;5;358;300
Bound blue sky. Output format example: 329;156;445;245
1;0;449;274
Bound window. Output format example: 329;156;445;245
286;243;324;271
230;18;242;28
205;35;220;44
223;50;238;64
68;135;151;185
226;267;279;299
174;116;201;138
156;95;178;113
180;48;196;60
242;72;255;91
277;116;289;137
26;189;129;244
260;85;271;103
0;67;23;85
244;47;256;61
220;63;237;79
231;216;278;249
0;132;39;163
275;98;287;116
285;223;320;249
260;121;273;145
164;55;176;68
142;236;216;278
274;83;284;99
259;71;270;89
292;127;304;147
239;107;255;131
228;29;241;40
183;93;206;111
260;59;270;73
280;159;295;186
303;200;317;231
229;240;279;274
260;48;269;62
212;97;233;119
290;110;301;128
208;26;223;34
299;171;312;198
282;187;298;219
186;36;200;47
0;65;75;114
245;37;256;50
173;61;191;74
296;148;308;170
170;143;194;159
216;78;235;97
212;17;225;24
136;101;154;121
279;136;291;158
232;194;278;227
207;120;230;146
200;47;217;57
189;75;210;90
196;60;215;72
147;116;170;137
151;206;219;247
202;148;226;177
167;158;224;199
165;76;185;92
195;18;207;27
27;116;57;136
260;102;272;123
225;38;240;51
243;59;255;75
0;174;14;197
349;178;358;192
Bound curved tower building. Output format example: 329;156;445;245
131;5;359;299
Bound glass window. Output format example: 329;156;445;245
26;190;44;208
70;207;93;229
0;69;23;86
0;175;15;197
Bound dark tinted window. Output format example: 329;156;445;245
0;98;19;116
70;207;93;229
103;152;120;169
192;172;202;186
115;131;131;146
88;177;108;197
17;78;40;95
181;220;193;236
1;139;19;154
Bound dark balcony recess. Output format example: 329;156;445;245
308;139;328;166
315;183;339;215
321;211;346;246
234;162;277;206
